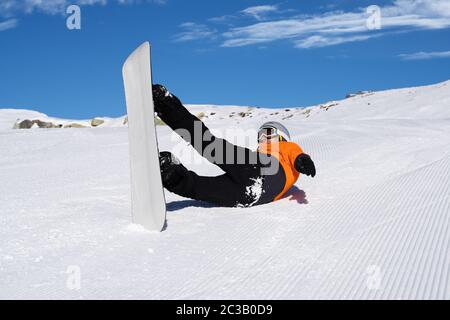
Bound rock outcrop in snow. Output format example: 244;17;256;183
8;112;208;131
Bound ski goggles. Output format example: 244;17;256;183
258;127;279;142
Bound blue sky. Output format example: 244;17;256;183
1;0;450;119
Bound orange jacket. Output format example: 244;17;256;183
258;141;304;201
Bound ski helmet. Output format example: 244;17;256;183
258;121;290;143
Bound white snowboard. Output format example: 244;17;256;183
122;42;166;231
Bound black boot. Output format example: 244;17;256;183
159;151;187;190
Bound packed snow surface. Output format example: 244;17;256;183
1;81;449;299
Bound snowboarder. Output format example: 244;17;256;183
153;84;316;207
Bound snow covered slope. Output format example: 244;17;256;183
0;80;449;299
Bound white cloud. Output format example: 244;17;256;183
221;13;370;47
209;4;290;25
241;5;278;21
177;0;450;49
223;1;450;48
0;0;166;16
0;0;166;31
173;22;217;42
0;18;17;31
294;34;377;49
385;0;450;18
0;0;105;15
399;50;450;60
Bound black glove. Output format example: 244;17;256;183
159;151;186;189
294;153;316;177
152;84;183;117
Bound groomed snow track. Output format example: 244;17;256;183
0;81;449;299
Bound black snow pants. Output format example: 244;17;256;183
157;100;285;207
